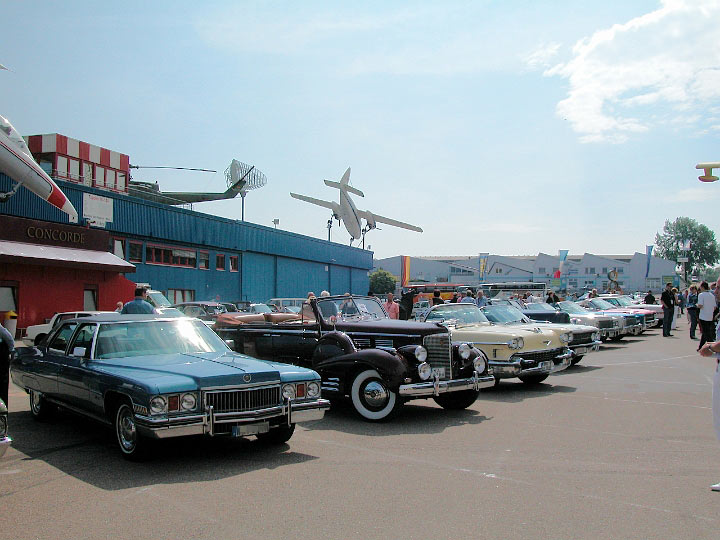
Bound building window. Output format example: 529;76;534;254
617;267;624;274
199;251;209;270
69;158;80;182
230;255;239;272
56;156;68;178
112;238;125;259
495;267;503;274
128;242;143;262
216;254;226;271
0;284;17;311
145;244;197;268
82;162;93;186
84;287;98;311
168;289;194;303
602;267;608;274
538;267;546;274
117;172;126;191
95;166;105;188
106;169;116;190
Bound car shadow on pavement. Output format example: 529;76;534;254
476;381;576;403
302;399;489;437
554;363;603;375
4;409;319;491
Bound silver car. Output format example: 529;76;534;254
554;301;623;341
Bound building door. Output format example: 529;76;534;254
84;288;97;311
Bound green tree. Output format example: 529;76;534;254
654;217;720;283
369;268;397;294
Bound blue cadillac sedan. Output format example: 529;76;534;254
11;314;329;460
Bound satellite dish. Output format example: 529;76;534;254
225;160;267;221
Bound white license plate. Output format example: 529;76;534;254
539;361;553;370
431;367;446;379
231;422;269;437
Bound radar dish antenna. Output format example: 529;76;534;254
225;159;267;220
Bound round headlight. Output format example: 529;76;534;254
282;384;296;400
307;381;321;398
180;393;197;411
560;332;571;343
516;337;524;349
473;355;487;374
418;361;432;381
414;345;428;363
149;396;167;415
458;343;472;360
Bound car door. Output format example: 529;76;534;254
57;323;97;412
35;322;79;399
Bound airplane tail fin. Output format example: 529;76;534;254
323;167;364;197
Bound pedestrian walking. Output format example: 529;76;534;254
698;281;717;350
660;282;676;337
383;292;399;319
687;285;699;340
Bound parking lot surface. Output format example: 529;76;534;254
1;319;719;540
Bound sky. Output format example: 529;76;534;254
2;0;719;260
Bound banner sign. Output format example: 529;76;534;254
400;256;410;288
645;245;653;278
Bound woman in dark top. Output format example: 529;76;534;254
687;285;699;339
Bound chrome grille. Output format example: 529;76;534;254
353;338;394;349
512;348;565;365
570;332;594;346
353;338;372;348
204;386;281;413
598;320;614;329
644;314;655;324
423;333;452;380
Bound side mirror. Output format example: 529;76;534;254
72;346;87;358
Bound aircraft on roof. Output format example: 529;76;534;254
697;162;720;182
290;167;423;242
0;114;78;221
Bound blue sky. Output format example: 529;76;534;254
2;1;719;259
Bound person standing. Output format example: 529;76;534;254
672;287;680;330
0;323;14;408
687;285;699;340
660;282;676;337
475;290;488;307
698;323;720;491
460;290;475;304
698;281;717;350
644;290;656;304
449;292;459;303
121;287;158;314
399;288;415;321
431;289;444;306
383;292;399;319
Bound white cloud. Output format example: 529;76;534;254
538;0;720;143
676;187;719;202
524;42;561;70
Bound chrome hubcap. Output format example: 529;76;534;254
30;391;42;413
117;408;137;452
362;381;389;408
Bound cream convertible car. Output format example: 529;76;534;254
421;303;574;385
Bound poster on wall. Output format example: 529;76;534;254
83;193;113;228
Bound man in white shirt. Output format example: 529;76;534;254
697;281;717;350
699;322;720;491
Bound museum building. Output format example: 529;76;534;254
0;133;372;334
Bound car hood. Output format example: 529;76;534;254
93;351;317;394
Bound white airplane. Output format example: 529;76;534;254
290;167;422;241
697;162;720;182
0;114;78;220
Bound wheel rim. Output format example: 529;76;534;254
361;380;390;409
30;390;42;414
116;406;137;453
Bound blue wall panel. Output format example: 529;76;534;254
276;258;329;299
351;268;370;295
242;253;276;302
330;265;351;295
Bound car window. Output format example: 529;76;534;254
52;313;75;328
68;324;97;358
47;323;79;353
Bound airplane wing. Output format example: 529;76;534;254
357;209;423;233
290;192;340;214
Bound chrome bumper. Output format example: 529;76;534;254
570;340;602;356
399;371;495;397
0;435;11;458
135;398;330;439
489;351;573;379
599;328;621;338
624;324;642;335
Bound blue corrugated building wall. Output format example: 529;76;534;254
0;173;372;301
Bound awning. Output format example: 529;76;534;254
0;240;136;273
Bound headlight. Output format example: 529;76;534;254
560;332;571;343
149;396;167;415
307;381;321;398
180;393;197;411
0;415;6;437
508;337;524;349
414;345;427;363
473;355;487;374
418;361;432;381
282;383;296;400
592;332;600;341
458;343;472;359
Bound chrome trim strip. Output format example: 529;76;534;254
399;375;495;396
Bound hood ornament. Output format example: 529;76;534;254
243;374;252;383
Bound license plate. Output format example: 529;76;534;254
431;367;446;379
575;347;588;355
231;422;269;437
539;361;552;370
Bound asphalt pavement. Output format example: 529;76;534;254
1;317;718;540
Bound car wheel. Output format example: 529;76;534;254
571;354;584;365
433;389;480;410
518;373;549;385
257;424;295;444
350;369;399;421
114;401;151;461
29;389;55;421
610;335;624;342
34;334;46;346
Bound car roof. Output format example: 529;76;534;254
175;301;223;306
59;313;190;324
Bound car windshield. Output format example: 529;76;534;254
557;301;589;315
482;305;530;324
94;319;228;359
524;302;556;311
425;304;489;324
316;296;387;322
252;304;272;313
146;291;172;307
205;305;227;315
602;297;620;306
589;298;615;310
615;296;634;306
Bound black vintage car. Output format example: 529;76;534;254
214;295;495;421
